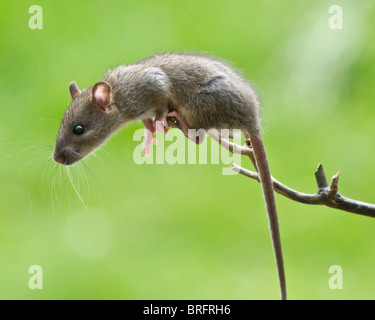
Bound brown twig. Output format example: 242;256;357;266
231;163;375;218
214;137;375;218
166;118;375;218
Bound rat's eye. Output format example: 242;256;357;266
73;124;85;135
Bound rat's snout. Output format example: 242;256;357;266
54;146;79;165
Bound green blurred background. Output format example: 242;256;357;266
0;0;374;300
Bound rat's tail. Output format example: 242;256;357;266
247;129;287;300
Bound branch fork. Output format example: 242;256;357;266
166;115;375;218
219;137;375;218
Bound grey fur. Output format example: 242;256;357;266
55;52;261;164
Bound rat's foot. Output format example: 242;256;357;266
155;111;169;134
167;111;189;137
167;111;205;144
143;119;156;156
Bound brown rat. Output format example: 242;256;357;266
54;52;287;300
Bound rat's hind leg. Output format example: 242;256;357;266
167;111;205;144
167;111;188;136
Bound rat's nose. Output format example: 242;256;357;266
54;146;77;165
55;156;65;164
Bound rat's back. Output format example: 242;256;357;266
133;52;261;131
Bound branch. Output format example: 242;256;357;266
208;129;258;170
215;137;375;218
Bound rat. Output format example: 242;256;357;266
53;52;287;300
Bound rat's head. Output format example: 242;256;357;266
54;81;122;165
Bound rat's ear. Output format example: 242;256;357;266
92;81;112;112
69;81;81;100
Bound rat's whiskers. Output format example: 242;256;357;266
67;165;88;210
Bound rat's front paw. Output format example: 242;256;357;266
155;110;170;134
155;117;169;134
143;127;156;156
